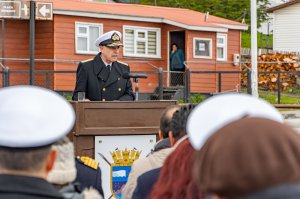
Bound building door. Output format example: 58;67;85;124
169;31;185;87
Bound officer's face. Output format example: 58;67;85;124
100;45;121;64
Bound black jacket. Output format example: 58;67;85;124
72;53;135;101
0;174;63;199
132;168;161;199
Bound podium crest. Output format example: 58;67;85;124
109;148;142;199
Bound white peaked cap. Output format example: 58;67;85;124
0;86;75;148
187;93;284;150
95;30;123;47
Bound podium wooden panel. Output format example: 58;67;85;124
70;101;177;158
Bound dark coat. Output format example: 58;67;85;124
72;53;135;101
0;174;63;199
132;168;161;199
74;157;104;197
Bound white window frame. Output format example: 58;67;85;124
123;25;161;58
193;37;212;59
217;34;227;61
75;22;103;55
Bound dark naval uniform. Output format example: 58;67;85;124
74;156;104;197
72;53;135;101
0;174;63;199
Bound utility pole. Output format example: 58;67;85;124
251;0;258;97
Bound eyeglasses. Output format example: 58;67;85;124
105;45;121;50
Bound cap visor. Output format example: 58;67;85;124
106;42;123;47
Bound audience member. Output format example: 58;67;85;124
0;85;75;198
47;137;102;199
186;93;299;199
193;118;300;199
187;93;284;150
148;139;203;199
75;156;104;197
132;104;196;199
121;105;180;199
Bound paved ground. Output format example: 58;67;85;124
281;110;300;133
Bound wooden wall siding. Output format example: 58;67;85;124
53;15;171;91
0;19;55;88
0;20;30;86
216;29;241;92
35;20;55;89
186;30;241;93
273;3;300;52
186;31;217;93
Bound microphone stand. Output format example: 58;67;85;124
133;78;139;101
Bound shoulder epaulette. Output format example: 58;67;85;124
77;156;99;170
117;60;128;66
81;58;93;63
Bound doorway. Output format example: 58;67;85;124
169;31;186;87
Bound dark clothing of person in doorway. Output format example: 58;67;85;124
170;43;185;86
72;53;135;101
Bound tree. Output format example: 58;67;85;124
139;0;271;28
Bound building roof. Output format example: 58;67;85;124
267;0;300;12
42;0;247;32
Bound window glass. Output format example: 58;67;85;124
123;26;160;58
75;22;102;54
194;39;211;57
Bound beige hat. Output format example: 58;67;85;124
47;137;76;185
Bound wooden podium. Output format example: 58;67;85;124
70;101;177;158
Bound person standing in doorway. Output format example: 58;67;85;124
170;43;185;86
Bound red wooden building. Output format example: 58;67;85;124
0;0;247;94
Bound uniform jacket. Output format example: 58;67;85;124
72;53;135;101
74;157;104;197
0;174;63;199
121;147;173;199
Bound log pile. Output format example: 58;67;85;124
241;53;299;90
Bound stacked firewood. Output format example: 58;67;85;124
241;53;299;90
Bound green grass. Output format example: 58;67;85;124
240;88;300;104
242;31;273;49
62;92;72;101
259;91;300;104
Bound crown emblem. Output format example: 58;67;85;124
111;32;120;41
110;148;142;166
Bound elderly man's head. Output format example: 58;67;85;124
0;86;75;178
95;30;123;64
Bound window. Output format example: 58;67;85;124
123;26;161;58
193;38;212;59
217;34;227;61
75;22;103;54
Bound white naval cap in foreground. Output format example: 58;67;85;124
0;85;75;148
95;30;123;47
187;93;284;150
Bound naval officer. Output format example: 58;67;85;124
72;30;135;101
0;85;75;198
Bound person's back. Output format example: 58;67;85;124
0;86;75;199
74;156;104;197
47;137;103;199
121;105;180;199
132;104;196;199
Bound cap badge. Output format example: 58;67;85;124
111;32;120;41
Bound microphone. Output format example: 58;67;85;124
122;72;148;79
